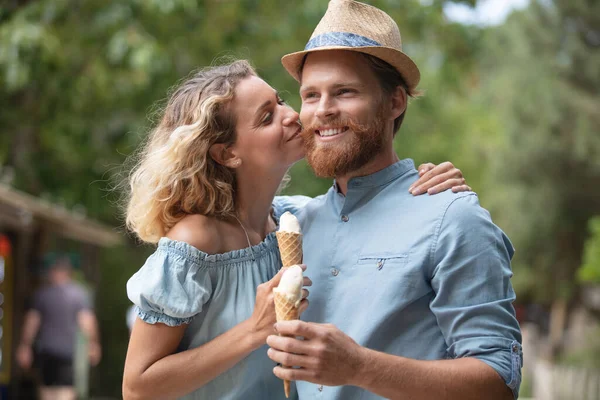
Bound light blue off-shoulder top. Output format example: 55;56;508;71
126;196;311;400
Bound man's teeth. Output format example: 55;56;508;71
319;128;345;137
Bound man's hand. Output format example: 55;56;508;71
89;340;102;366
266;321;366;386
16;344;33;370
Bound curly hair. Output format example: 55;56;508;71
125;60;256;243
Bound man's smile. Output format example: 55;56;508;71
315;126;350;139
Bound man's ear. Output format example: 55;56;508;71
390;86;407;120
209;143;241;168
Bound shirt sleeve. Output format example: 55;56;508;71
31;291;43;312
430;193;523;399
74;285;92;312
126;247;212;327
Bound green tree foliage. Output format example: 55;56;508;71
476;0;600;303
578;217;600;284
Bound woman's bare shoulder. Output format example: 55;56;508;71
166;214;223;254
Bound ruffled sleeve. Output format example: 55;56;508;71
126;240;212;326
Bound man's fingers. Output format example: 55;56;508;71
303;276;312;287
272;320;317;338
273;365;317;383
267;333;310;355
302;289;309;299
268;348;312;368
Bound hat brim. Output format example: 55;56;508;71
281;46;420;90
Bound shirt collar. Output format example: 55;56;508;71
332;158;416;192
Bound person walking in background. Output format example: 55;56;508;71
16;253;102;400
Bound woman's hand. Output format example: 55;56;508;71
408;161;472;196
247;265;311;346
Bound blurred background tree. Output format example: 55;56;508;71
1;0;598;397
579;217;600;285
474;0;600;356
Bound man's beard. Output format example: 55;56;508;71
301;107;387;178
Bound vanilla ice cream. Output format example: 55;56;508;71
273;265;303;307
279;211;301;234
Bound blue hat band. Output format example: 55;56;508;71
305;32;382;51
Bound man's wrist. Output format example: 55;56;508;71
351;346;375;388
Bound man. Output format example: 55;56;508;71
266;1;522;399
16;253;101;400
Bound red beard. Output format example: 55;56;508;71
301;107;388;178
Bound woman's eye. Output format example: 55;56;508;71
262;112;273;124
277;97;286;105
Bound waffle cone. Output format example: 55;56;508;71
274;291;300;398
276;231;303;268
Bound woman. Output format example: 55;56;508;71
123;60;469;399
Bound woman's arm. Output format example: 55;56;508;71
123;266;310;400
123;315;257;400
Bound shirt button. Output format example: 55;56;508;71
512;344;519;353
341;215;349;222
331;268;339;276
318;385;323;392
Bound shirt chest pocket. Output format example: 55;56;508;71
353;252;426;293
356;254;409;268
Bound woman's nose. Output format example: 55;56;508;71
282;107;300;126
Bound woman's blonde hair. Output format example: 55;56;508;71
125;60;256;243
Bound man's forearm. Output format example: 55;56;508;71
20;310;41;346
78;310;100;343
353;348;513;400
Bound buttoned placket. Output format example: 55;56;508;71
301;160;418;399
330;181;363;282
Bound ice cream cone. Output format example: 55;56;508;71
276;231;303;268
274;291;300;398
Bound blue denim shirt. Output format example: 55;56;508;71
281;159;523;399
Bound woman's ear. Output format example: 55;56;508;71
209;143;241;168
390;86;407;120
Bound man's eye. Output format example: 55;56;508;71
337;88;353;95
303;92;317;99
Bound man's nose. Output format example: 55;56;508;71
315;96;336;119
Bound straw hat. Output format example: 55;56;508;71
281;0;420;91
